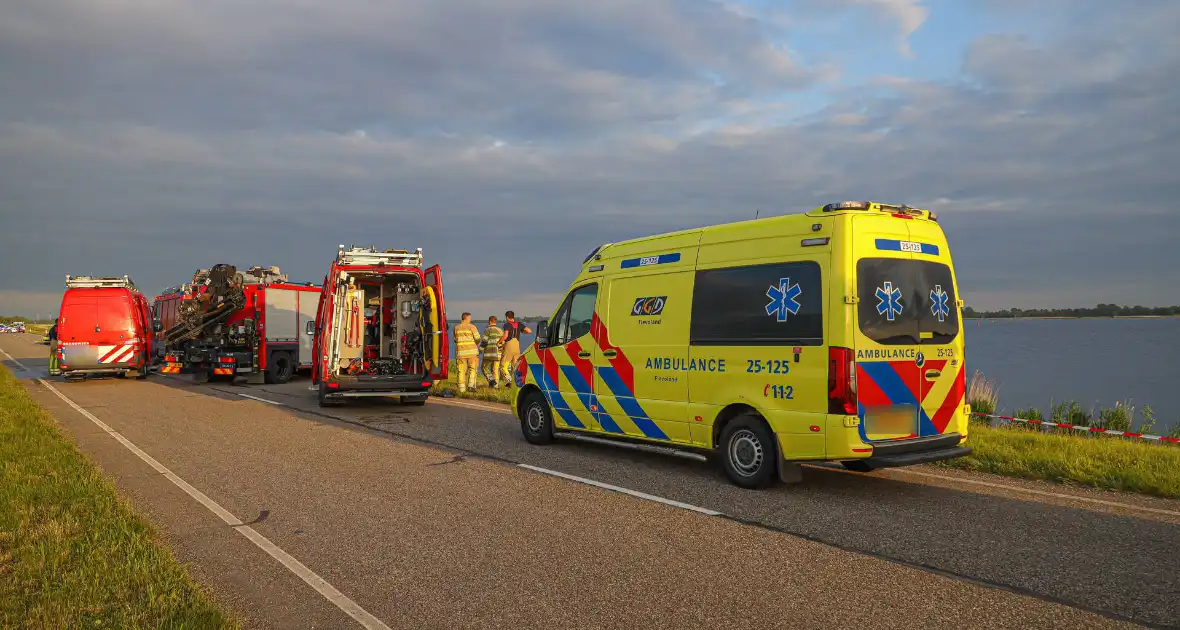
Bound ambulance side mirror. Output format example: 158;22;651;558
534;320;549;349
306;321;316;336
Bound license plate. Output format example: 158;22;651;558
863;404;917;440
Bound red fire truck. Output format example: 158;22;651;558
311;246;448;407
56;275;154;380
151;285;186;362
159;265;321;384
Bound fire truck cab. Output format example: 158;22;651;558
56;275;154;380
311;246;448;407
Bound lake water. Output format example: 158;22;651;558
447;317;1180;433
964;318;1179;432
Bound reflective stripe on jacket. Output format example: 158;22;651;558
454;323;482;358
482;325;504;358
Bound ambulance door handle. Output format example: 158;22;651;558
578;351;592;359
602;350;618;358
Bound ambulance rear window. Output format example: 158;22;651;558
690;261;823;346
857;258;959;345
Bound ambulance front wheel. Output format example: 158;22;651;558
719;413;778;489
521;392;555;445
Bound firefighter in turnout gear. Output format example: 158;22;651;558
47;319;60;376
453;312;482;393
480;316;505;388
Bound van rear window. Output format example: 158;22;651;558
691;261;823;346
856;258;958;345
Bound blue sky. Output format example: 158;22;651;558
0;0;1177;317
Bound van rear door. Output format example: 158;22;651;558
424;265;448;380
909;221;966;437
853;217;962;440
61;291;135;344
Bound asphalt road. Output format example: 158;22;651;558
3;333;1177;629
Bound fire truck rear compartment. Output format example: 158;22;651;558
333;272;427;383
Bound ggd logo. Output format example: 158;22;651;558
632;296;667;316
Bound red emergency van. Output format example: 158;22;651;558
56;275;155;380
311;246;447;406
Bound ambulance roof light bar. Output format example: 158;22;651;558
822;201;871;212
65;275;139;291
336;245;424;268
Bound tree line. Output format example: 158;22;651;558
963;304;1180;319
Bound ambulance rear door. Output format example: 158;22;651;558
851;215;924;441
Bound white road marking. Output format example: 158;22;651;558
438;394;1180;519
432;397;511;414
237;393;285;406
876;467;1180;518
518;464;722;516
0;346;30;371
36;378;392;630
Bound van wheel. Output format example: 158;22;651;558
520;392;554;445
719;413;778;489
318;382;339;407
265;352;294;384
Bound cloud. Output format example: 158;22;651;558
794;0;929;57
0;1;1177;318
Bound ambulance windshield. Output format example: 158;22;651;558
856;259;959;345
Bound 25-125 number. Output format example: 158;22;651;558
747;359;790;375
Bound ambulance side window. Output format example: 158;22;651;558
690;261;824;346
552;284;598;346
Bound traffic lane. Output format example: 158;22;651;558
238;380;1180;628
23;378;359;630
21;377;1136;630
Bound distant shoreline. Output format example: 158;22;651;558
965;315;1177;321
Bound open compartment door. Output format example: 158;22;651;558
310;275;329;384
424;264;448;380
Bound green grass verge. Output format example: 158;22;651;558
23;324;49;335
430;369;514;405
934;420;1180;498
0;367;235;629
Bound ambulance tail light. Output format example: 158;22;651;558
828;347;857;415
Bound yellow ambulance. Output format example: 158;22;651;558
510;201;971;489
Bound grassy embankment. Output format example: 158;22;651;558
431;362;1180;498
431;369;514;405
0;367;234;628
937;371;1180;498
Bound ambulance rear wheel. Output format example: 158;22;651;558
719;414;777;489
266;352;294;385
521;391;554;445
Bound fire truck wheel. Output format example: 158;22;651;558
265;352;294;385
